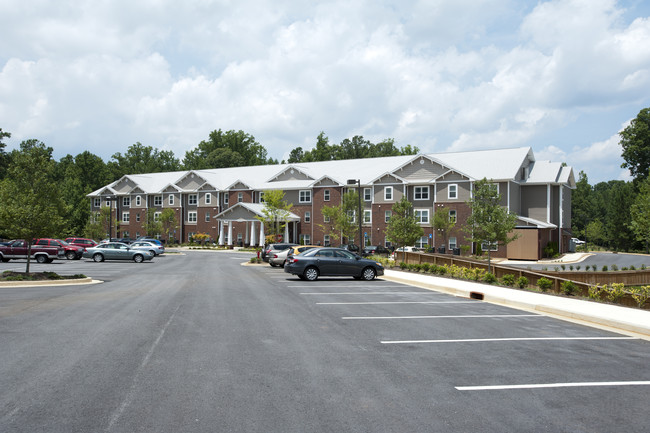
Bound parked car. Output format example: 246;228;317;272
338;244;360;252
34;238;85;260
362;245;391;257
269;245;318;267
83;242;154;263
284;247;384;281
65;237;98;249
130;240;164;256
262;243;298;262
0;239;64;263
137;237;165;252
392;246;422;260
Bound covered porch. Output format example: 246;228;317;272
214;203;301;247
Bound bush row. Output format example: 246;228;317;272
588;283;650;307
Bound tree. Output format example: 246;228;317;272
603;181;635;251
109;142;181;178
0;140;66;273
385;196;424;262
571;171;593;239
84;207;111;241
585;220;606;249
630;178;650;253
320;190;360;245
0;128;10;180
432;208;456;250
183;129;274;170
464;178;519;273
256;190;293;243
142;209;162;237
159;208;179;244
620;107;650;182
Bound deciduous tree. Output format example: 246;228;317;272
256;190;293;243
385;196;424;262
620;107;650;182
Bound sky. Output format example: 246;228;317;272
1;0;650;184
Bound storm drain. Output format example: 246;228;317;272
469;292;484;300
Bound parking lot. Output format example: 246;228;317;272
1;251;649;432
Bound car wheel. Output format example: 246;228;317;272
298;274;307;280
36;255;47;264
270;262;278;267
304;266;319;281
281;260;287;268
93;253;104;262
133;254;144;263
149;250;157;256
362;267;376;281
65;251;76;260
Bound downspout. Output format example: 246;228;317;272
559;185;563;254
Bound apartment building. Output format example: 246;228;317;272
88;147;574;260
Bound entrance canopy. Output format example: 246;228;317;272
214;202;300;223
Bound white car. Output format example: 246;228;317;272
391;246;423;260
130;241;165;256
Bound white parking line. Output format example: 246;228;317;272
456;381;650;391
381;336;637;344
288;285;405;288
317;301;477;305
343;314;541;320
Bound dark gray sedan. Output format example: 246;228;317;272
284;247;384;281
83;242;154;263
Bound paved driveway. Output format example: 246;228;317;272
1;251;649;432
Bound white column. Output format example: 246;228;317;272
227;222;233;246
250;221;256;246
259;223;265;246
219;221;225;246
284;222;289;244
245;222;250;245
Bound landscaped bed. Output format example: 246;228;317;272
1;271;87;281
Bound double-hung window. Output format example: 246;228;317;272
154;212;161;222
385;210;392;222
415;209;429;224
304;211;311;223
188;211;197;223
94;198;101;207
122;212;130;223
364;188;371;201
363;210;371;224
449;210;457;223
414;186;429;200
323;189;330;201
448;184;458;199
123;197;130;207
205;193;211;205
205;211;210;222
299;190;311;203
169;194;174;206
154;195;162;206
384;186;393;201
238;192;243;203
188;194;198;205
135;196;142;206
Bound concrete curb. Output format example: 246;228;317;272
0;277;101;288
382;269;650;340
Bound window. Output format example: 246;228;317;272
205;193;211;205
136;213;140;222
449;237;457;250
324;235;331;246
93;198;101;207
154;212;161;222
105;199;111;207
449;210;457;223
135;195;141;206
415;209;429;224
205;211;210;222
347;210;356;223
416;236;428;249
448;184;458;199
481;241;498;251
364;210;371;224
238;192;243;203
188;194;198;205
123;197;130;207
324;215;330;223
122;231;129;239
299;234;311;245
188;211;197;223
224;194;229;204
384;186;393;201
259;192;265;203
324;189;330;201
154;195;162;206
364;188;371;201
188;232;195;242
414;186;429;200
299;190;311;203
305;211;311;223
122;212;130;223
385;210;392;222
169;194;174;206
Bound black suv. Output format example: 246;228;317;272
262;243;298;262
362;245;391;257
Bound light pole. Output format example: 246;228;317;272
347;179;363;254
106;195;117;241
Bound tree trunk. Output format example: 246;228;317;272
26;243;32;274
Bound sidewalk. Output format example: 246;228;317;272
382;269;650;340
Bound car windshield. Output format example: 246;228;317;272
57;240;70;246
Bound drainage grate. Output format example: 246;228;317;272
470;292;484;300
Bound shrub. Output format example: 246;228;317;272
602;265;608;272
611;264;619;271
407;263;417;272
605;283;625;302
537;277;553;292
588;285;605;300
399;262;408;270
576;265;581;271
630;286;650;308
622;267;628;271
642;264;647;270
501;274;516;286
554;267;560;272
561;264;566;271
560;280;577;296
543;242;559;258
629;265;636;270
516;276;529;289
437;265;448;276
421;263;431;273
483;272;497;284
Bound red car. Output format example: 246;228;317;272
65;237;98;249
34;238;85;260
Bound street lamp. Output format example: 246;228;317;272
347;179;363;254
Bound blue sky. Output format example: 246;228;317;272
1;0;650;184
